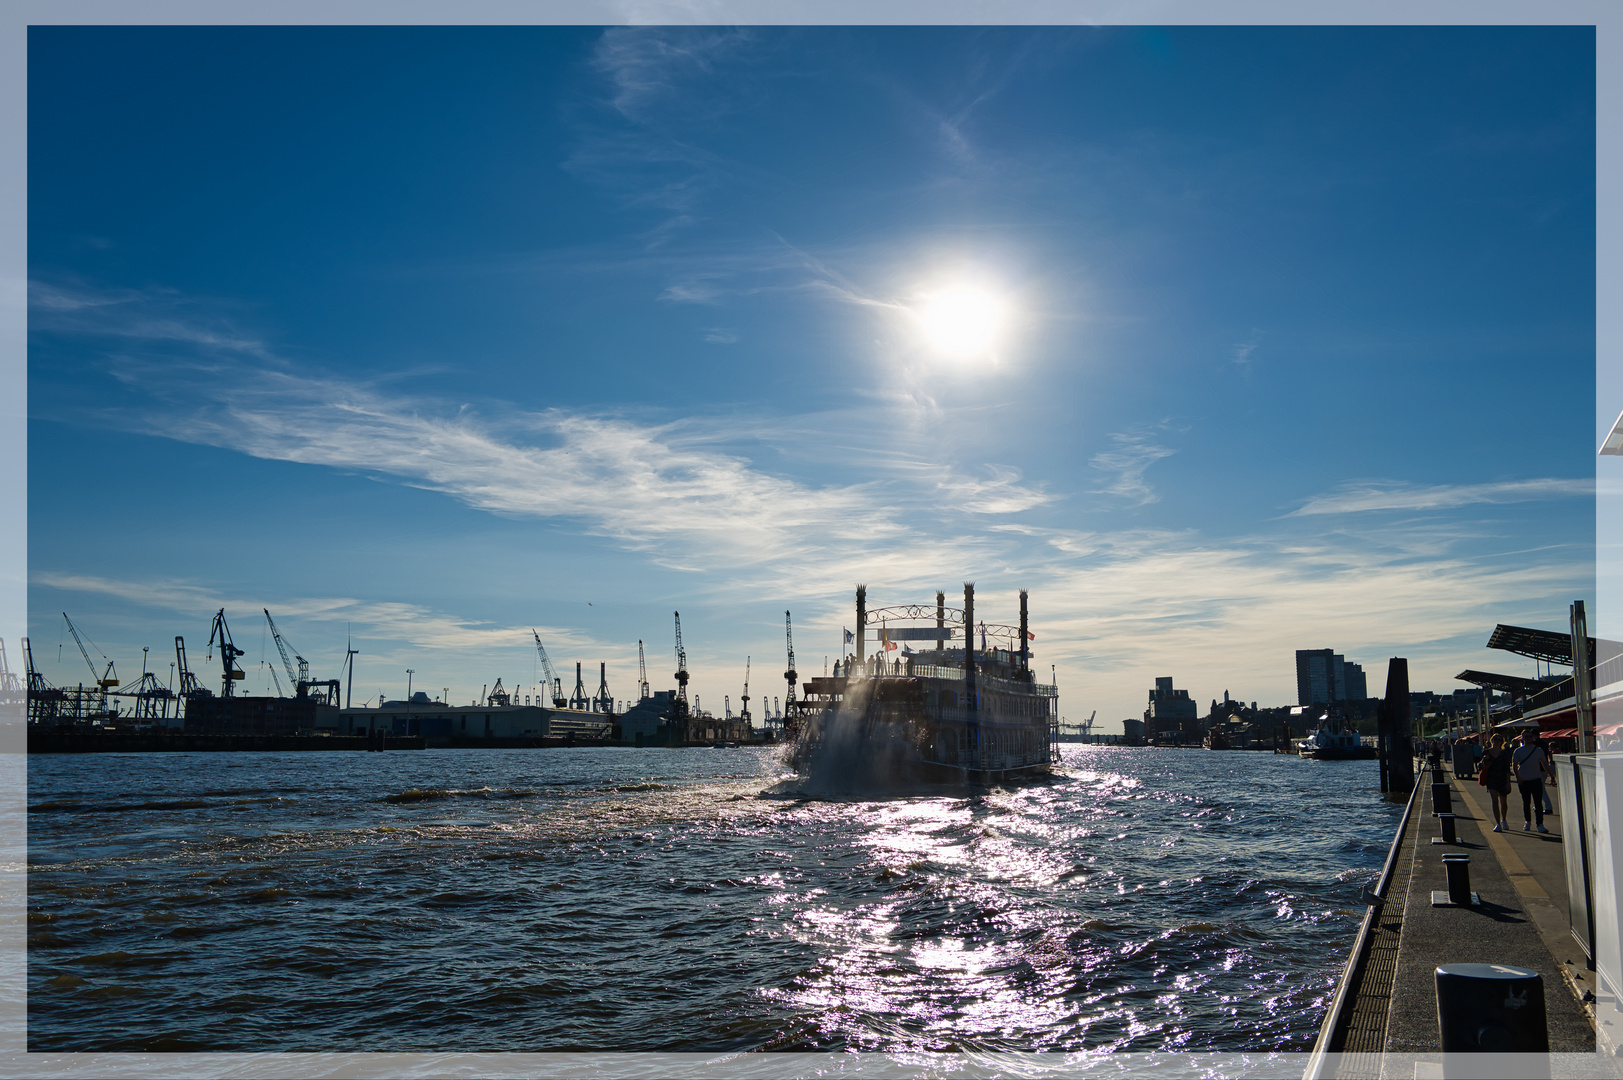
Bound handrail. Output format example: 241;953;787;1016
1304;778;1423;1079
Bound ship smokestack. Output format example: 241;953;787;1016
1019;589;1029;674
855;584;867;675
964;582;979;762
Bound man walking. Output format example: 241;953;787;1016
1512;727;1551;834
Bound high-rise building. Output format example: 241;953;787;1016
1145;675;1198;741
1296;649;1368;705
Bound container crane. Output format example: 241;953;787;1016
593;662;613;714
63;612;119;689
783;610;798;733
673;612;689;713
739;656;752;726
206;609;247;697
175;636;209;703
569;661;590;710
637;640;650;701
532;631;566;707
0;638;21;702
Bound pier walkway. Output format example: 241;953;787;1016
1315;764;1610;1077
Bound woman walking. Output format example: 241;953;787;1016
1481;732;1514;831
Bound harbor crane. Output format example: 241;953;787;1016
569;661;590;710
174;636;208;703
1080;710;1096;739
264;609;304;694
206;609;247;697
532;631;566;707
593;662;613;713
260;608;338;703
637;640;650;701
63;612;119;689
0;638;21;702
21;637;63;725
739;656;752;726
673;612;690;712
783;610;798;734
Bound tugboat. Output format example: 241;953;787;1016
791;583;1058;783
1297;714;1376;760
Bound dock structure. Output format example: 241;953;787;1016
1310;760;1607;1077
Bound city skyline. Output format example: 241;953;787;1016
25;25;1598;732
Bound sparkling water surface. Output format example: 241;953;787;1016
27;745;1400;1052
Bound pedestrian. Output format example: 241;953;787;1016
1479;732;1514;832
1538;734;1556;816
1512;727;1551;833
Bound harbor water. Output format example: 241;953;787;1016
27;745;1401;1053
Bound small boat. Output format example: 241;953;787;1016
1297;715;1376;760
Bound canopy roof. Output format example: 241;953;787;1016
1454;669;1548;697
1486;624;1595;666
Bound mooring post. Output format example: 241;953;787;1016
1381;658;1415;794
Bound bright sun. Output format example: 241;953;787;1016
916;285;1005;358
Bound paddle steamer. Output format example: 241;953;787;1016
791;584;1059;782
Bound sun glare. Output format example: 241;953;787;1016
917;285;1005;359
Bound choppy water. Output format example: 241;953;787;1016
26;745;1400;1053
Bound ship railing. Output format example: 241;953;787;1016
902;664;1057;697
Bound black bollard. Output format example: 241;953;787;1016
1432;765;1445;784
1432;782;1453;816
1433;853;1477;906
1436;963;1548;1076
1431;812;1459;845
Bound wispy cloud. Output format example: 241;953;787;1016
31;281;1046;598
1232;328;1262;365
1291;478;1594;516
29;279;272;357
1089;429;1177;505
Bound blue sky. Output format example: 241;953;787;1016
26;25;1597;730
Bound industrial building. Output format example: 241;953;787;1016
1144;676;1199;744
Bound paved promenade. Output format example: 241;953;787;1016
1320;763;1613;1078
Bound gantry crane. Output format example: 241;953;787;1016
673;612;690;712
63;613;119;689
739;655;751;726
637;640;650;701
783;610;798;733
569;661;590;711
206;609;247;697
174;636;209;705
0;638;21;702
532;631;566;707
593;662;613;714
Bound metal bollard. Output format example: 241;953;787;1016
1431;812;1458;845
1432;781;1453;815
1432;765;1445;784
1436;963;1547;1059
1432;853;1477;906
